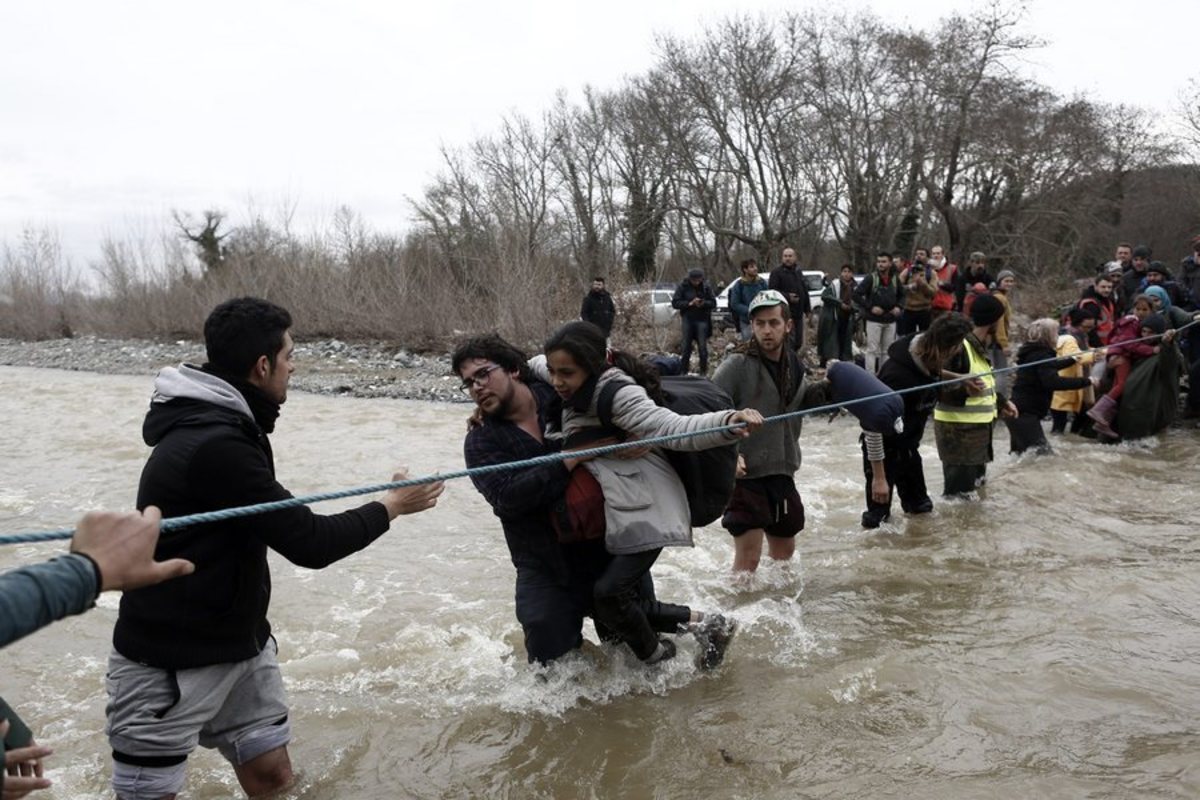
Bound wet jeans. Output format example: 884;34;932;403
593;548;691;660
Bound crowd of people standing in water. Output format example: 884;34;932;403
3;235;1199;797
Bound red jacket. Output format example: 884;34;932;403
932;262;958;311
1077;288;1116;343
1106;315;1156;360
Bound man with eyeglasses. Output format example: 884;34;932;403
452;334;613;664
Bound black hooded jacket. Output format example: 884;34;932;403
1009;342;1092;419
114;366;390;669
876;334;939;449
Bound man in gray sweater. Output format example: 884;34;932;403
712;290;830;573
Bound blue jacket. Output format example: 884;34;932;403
728;277;768;327
1;552;99;795
1;553;97;648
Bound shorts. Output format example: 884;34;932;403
106;638;292;799
722;474;804;538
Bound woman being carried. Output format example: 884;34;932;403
1087;294;1157;437
530;321;762;668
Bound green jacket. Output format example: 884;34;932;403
712;349;829;478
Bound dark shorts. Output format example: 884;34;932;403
722;475;804;538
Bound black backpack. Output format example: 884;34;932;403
596;375;739;527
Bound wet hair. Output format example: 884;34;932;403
543;321;663;402
451;333;531;382
1025;318;1060;350
912;312;972;374
203;297;292;378
740;258;757;272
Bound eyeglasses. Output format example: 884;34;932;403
459;364;502;394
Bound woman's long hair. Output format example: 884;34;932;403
543;321;663;402
912;312;972;374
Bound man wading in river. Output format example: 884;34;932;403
107;297;443;799
455;334;626;664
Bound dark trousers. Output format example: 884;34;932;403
1052;408;1094;434
1005;412;1051;454
942;463;987;497
680;319;711;374
593;548;691;660
898;308;932;335
834;313;853;361
860;439;932;524
1190;357;1200;412
789;309;806;351
514;566;593;664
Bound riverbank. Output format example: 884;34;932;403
0;336;470;403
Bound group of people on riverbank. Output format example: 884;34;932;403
3;238;1197;797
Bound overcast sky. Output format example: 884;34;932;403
2;0;1195;266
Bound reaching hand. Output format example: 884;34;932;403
381;469;445;519
69;507;194;593
963;375;987;396
1;720;52;798
728;408;765;437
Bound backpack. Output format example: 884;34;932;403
596;375;739;527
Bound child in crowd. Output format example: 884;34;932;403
529;321;759;667
1050;306;1100;435
1006;319;1096;454
961;282;989;317
1088;294;1158;436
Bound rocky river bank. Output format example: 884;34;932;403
0;336;471;403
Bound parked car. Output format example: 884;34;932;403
618;284;678;328
714;270;826;330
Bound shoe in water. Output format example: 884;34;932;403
693;614;737;671
643;637;677;666
861;511;886;529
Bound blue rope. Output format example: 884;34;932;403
2;318;1196;547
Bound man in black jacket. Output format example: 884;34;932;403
580;277;616;339
854;252;905;374
106;297;443;800
454;334;615;663
671;268;717;374
768;247;813;351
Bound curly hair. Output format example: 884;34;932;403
450;334;531;382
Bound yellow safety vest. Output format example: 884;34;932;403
933;338;997;424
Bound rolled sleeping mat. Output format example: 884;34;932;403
826;361;904;434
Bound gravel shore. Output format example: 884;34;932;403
0;336;471;403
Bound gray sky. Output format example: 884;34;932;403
2;0;1195;267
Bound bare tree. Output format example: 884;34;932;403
172;209;229;273
901;2;1038;261
653;15;823;264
